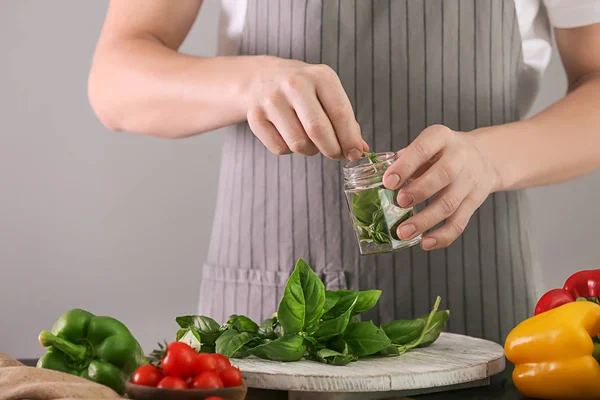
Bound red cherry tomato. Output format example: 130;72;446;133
190;371;224;389
157;376;188;389
219;366;243;387
205;397;224;400
193;353;218;375
212;353;231;373
161;342;198;378
132;364;165;387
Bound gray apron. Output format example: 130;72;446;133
200;0;536;344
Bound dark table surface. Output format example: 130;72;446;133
19;359;528;399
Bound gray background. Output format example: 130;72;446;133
2;1;598;358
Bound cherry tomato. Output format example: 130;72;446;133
193;353;218;375
212;353;231;373
132;364;165;387
190;371;224;389
161;342;198;378
219;366;243;387
157;376;187;389
205;397;224;400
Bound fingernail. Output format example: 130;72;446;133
347;148;362;161
399;224;416;239
384;173;401;190
397;191;414;208
422;238;437;250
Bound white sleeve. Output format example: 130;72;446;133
543;0;600;28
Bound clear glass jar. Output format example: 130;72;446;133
343;152;422;256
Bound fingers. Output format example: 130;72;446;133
420;187;488;251
284;76;344;160
383;125;455;190
247;108;291;155
395;150;466;208
313;64;363;160
262;91;319;157
395;176;475;242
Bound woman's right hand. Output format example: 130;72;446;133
245;56;367;161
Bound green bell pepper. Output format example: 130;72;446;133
37;308;147;395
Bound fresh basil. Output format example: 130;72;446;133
277;259;326;335
313;295;358;342
416;310;450;348
382;318;426;345
343;322;391;357
227;314;259;334
326;289;382;317
249;335;307;362
315;349;356;366
258;317;278;340
215;330;259;358
175;315;221;344
171;258;449;366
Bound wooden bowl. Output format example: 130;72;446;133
125;381;247;400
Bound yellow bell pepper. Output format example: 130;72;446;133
505;301;600;400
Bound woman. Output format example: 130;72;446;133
89;0;600;343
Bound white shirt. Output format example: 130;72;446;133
217;0;600;117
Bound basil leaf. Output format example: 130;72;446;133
176;327;202;351
416;310;450;348
323;291;341;315
352;188;380;225
327;337;349;355
315;349;356;366
382;318;426;345
215;329;259;358
398;296;443;352
249;335;307;362
258;318;278;340
377;345;400;356
227;314;259;334
175;316;221;344
313;295;358;342
343;322;391;357
325;290;382;318
277;258;326;335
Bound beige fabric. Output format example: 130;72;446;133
0;353;121;400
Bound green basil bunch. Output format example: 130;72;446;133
174;258;449;364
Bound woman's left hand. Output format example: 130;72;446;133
382;125;501;251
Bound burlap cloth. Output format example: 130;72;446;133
0;353;122;400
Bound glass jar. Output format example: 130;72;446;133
343;152;422;256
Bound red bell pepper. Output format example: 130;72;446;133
534;269;600;315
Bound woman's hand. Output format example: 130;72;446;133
382;125;502;251
245;56;367;161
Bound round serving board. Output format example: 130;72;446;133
232;333;505;399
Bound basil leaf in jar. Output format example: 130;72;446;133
352;188;380;225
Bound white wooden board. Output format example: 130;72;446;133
232;333;504;398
